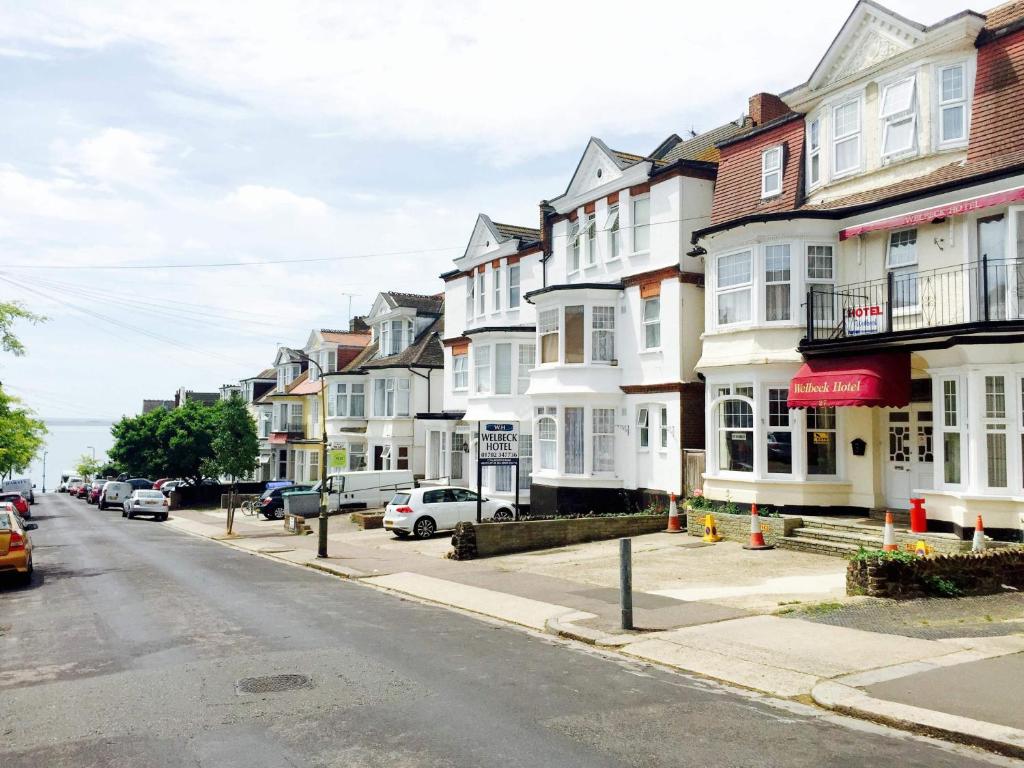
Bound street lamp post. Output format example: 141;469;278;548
41;450;47;493
300;354;330;558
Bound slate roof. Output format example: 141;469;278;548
984;0;1024;30
244;367;276;381
492;222;541;246
382;291;443;315
319;329;371;346
360;315;444;369
656;118;755;164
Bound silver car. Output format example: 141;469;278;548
123;490;169;521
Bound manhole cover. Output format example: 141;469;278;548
236;674;313;694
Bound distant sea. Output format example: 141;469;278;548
25;418;116;491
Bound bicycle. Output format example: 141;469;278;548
240;498;261;517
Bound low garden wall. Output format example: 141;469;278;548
449;515;668;560
683;504;802;545
847;549;1024;599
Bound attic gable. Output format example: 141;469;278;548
366;293;394;322
561;138;632;201
809;1;924;90
461;214;505;262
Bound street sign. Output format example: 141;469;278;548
478;422;519;465
328;448;347;471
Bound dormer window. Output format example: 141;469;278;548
832;99;861;177
880;76;917;159
378;319;413;357
937;63;967;146
761;146;783;197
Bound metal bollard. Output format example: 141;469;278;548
620;538;633;630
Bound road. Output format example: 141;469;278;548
0;493;1011;767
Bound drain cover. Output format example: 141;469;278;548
236;674;313;694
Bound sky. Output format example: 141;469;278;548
0;0;976;430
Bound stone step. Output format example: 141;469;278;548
790;526;883;546
776;536;863;558
796;518;885;534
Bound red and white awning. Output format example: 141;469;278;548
788;352;911;409
839;186;1024;241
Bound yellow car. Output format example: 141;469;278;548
0;503;37;585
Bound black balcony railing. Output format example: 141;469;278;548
805;257;1024;343
273;422;305;434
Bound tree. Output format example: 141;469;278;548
0;390;46;479
0;301;45;357
158;400;220;485
210;394;259;534
109;407;171;479
75;453;102;480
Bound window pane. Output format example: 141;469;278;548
475;346;490;394
764;244;791;321
887;229;917;267
718;251;751;287
539;309;559;364
881;77;914;117
592;306;615;362
806;245;834;279
593;408;615;472
643;298;661;348
987;432;1008;487
518;433;532;489
564;305;584;364
495;343;512;395
944;433;961;484
943;380;958;427
718;399;753;472
538;418;556;470
985;375;1006;418
518;345;535;394
941;65;963;102
806;406;837;475
834;101;859;137
717;290;751;325
834;135;858;173
633;198;650;251
564;407;584;474
509;265;521;308
941;105;964;142
883;116;914;156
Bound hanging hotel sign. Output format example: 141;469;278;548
478;422;519;466
839;186;1024;240
844;304;883;335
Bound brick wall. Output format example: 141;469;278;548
684;504;802;545
847;549;1024;599
450;515;669;559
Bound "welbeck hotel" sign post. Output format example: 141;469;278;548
476;421;519;523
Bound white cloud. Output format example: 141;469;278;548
223;184;330;218
56;128;172;187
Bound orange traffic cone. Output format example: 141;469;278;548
742;504;774;551
972;515;986;552
882;511;898;552
666;493;682;533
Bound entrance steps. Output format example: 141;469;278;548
777;520;883;557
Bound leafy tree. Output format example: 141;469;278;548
0;390;46;479
75;453;102;480
109;407;171;479
0;301;45;357
211;394;259;533
158;400;219;485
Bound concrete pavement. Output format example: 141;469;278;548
6;493;1016;767
163;504;1024;758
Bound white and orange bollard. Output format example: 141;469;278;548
882;511;898;552
742;504;774;551
666;493;682;534
972;515;987;552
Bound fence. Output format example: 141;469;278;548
683;449;705;498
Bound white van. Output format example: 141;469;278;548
313;470;414;511
99;481;133;510
3;478;35;503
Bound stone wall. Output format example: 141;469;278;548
684;504;802;545
847;549;1024;599
449;515;669;560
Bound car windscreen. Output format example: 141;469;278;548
390;493;411;505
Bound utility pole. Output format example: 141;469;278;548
301;353;330;558
41;450;47;493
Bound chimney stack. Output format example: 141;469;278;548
748;93;790;127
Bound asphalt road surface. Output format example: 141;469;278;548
0;493;1012;767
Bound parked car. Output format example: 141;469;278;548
99;481;133;510
153;478;172;490
58;472;72;492
0;504;37;584
74;483;91;499
0;492;30;519
383;486;515;539
2;478;35;504
87;480;106;504
65;476;85;496
160;480;183;497
122;490;169;520
257;484;313;519
313;470;415;512
126;478;155;491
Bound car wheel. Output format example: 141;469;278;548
17;558;32;586
122;509;127;517
413;516;436;539
273;508;285;520
159;514;168;522
493;508;514;522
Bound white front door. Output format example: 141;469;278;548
885;406;934;509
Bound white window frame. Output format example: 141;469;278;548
593;408;615;473
453;354;468;391
763;243;792;323
584;213;597;266
493;265;502;312
937;376;966;489
373;378;386;417
606;204;621;260
716;249;753;327
765;386;793;476
659;406;669;450
879;75;918;161
936;61;969;148
637;407;650;450
761;145;782;198
564;406;584;475
350;382;365;417
517;344;535;395
632;196;650;253
538;308;560;365
568;219;581;273
831;97;861;178
642;297;661;350
396;378;410;417
475;345;491;394
592;305;615;363
466;274;475;320
807;117;822;188
984;374;1009;489
887;228;920;313
309;449;320;482
494;342;513;395
806;243;836;329
536;406;557;472
508;264;521;308
477;272;486;315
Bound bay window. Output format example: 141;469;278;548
938;63;967;146
592;306;615;362
985;375;1008;488
509;264;521;308
659;406;669;449
564;406;584;474
397;378;410;417
766;387;793;474
569;219;581;272
807;118;821;187
637;407;650;449
593;408;615;472
517;345;534;394
495;343;512;395
806;406;837;476
764;244;791;321
717;250;752;325
632;196;650;252
832;99;860;176
475;346;491;393
321;348;337;374
350;383;364;417
718;396;753;473
565;305;585;363
887;229;919;310
519;434;532;489
940;378;963;485
451;433;466;480
537;407;557;470
761;146;782;197
607;204;621;259
807;245;835;327
453;354;468;390
373;379;386;416
309;450;319;482
643;297;661;349
539;309;559;363
880;76;917;159
385;378;395;415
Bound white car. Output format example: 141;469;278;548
123;489;169;521
383;486;515;539
99;481;133;510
